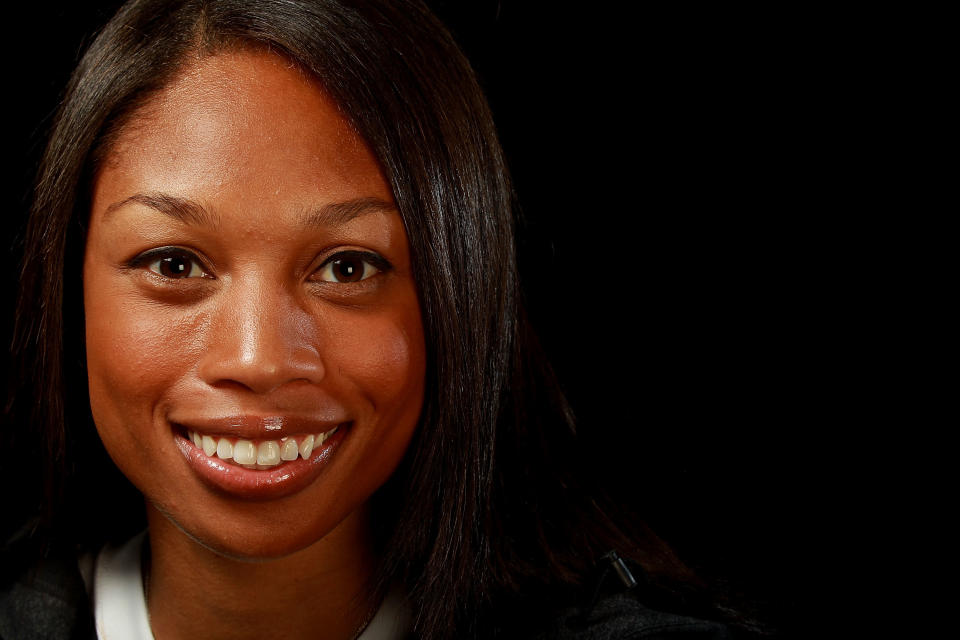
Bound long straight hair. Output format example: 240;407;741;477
8;1;694;637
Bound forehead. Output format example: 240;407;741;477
96;49;390;209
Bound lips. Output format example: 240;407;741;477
171;417;350;500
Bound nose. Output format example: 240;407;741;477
198;276;324;394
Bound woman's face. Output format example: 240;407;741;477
83;50;425;558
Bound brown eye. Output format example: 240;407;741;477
315;253;384;283
147;252;210;279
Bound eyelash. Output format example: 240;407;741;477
128;247;212;280
127;247;392;284
312;250;392;284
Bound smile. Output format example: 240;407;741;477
186;427;340;469
172;419;351;500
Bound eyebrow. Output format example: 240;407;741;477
104;193;397;228
299;196;397;227
105;193;219;227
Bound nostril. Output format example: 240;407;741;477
197;291;324;392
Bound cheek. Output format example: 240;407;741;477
314;305;425;507
323;306;425;413
84;285;201;430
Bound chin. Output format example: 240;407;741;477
146;485;371;562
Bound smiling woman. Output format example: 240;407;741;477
76;50;426;636
83;51;425;574
2;1;738;639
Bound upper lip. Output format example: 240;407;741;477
169;415;348;440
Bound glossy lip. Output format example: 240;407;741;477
169;414;348;440
173;421;350;501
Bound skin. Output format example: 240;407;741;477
83;49;426;639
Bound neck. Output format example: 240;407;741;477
144;503;379;640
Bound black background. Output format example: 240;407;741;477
1;2;829;636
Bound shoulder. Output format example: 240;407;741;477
525;592;731;640
0;522;94;640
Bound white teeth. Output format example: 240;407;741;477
257;441;280;466
280;438;299;461
300;434;315;459
216;438;233;460
201;435;217;457
186;426;341;468
233;440;257;465
320;425;339;444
